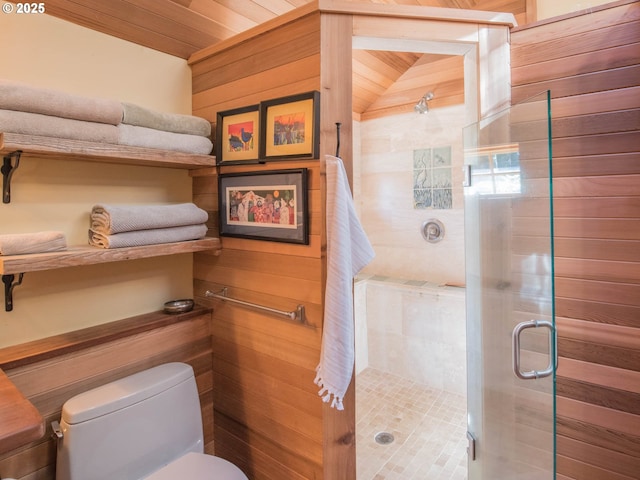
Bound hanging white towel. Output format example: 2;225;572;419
315;155;375;410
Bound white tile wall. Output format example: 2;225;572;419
355;279;467;397
353;105;468;395
354;105;468;286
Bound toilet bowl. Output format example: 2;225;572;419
145;452;246;479
54;362;248;480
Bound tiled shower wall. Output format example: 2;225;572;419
353;105;467;286
355;277;467;397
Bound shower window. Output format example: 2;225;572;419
465;144;520;195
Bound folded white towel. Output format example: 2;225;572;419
315;155;375;410
0;109;119;144
0;231;67;255
122;102;212;137
0;79;123;125
117;124;213;155
88;224;207;249
91;203;209;235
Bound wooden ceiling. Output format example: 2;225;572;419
32;0;529;119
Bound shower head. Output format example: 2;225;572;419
414;92;434;114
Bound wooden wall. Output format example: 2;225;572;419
0;307;214;479
353;52;465;121
511;1;640;479
189;9;353;480
192;165;326;480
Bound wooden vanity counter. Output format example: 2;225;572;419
0;368;44;455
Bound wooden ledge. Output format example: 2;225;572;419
0;305;212;370
0;238;221;275
0;132;216;169
0;306;212;454
0;369;44;455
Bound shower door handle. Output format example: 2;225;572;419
512;320;557;380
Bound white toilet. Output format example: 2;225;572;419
54;362;248;480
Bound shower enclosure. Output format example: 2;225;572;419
354;103;470;479
463;91;556;479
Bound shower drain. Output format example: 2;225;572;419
374;431;395;445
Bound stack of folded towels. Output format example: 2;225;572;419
88;203;209;249
0;79;213;155
0;231;67;256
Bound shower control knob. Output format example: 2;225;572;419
421;219;445;243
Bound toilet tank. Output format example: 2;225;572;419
56;362;205;480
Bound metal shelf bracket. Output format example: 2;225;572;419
2;150;22;204
2;273;25;312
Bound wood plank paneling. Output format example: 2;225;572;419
319;12;357;479
360;54;465;120
35;0;530;61
193;177;326;479
513;66;640;105
511;2;640;478
557;316;640;351
38;0;527;121
0;308;214;480
215;413;322;480
190;12;333;480
557;435;640;480
512;19;640;69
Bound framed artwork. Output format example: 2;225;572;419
259;91;320;160
215;105;260;164
218;169;309;244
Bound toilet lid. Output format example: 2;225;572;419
144;452;248;480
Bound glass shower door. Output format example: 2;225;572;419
463;91;556;479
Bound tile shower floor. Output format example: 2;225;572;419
356;368;468;480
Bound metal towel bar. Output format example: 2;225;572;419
205;288;311;327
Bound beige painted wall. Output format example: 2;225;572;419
0;11;192;112
0;13;195;346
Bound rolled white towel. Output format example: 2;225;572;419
0;231;67;256
90;203;209;235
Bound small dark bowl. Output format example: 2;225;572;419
164;298;194;314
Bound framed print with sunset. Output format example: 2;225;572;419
259;91;320;161
215;105;260;164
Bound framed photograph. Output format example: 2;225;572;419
260;91;320;160
215;105;260;164
218;169;309;244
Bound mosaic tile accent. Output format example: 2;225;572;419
357;368;468;480
413;147;453;209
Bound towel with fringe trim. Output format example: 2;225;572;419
314;155;375;410
0;231;67;255
90;203;209;235
89;224;207;249
122;102;212;137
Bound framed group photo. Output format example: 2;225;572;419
215;104;260;164
218;169;309;245
259;91;320;161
